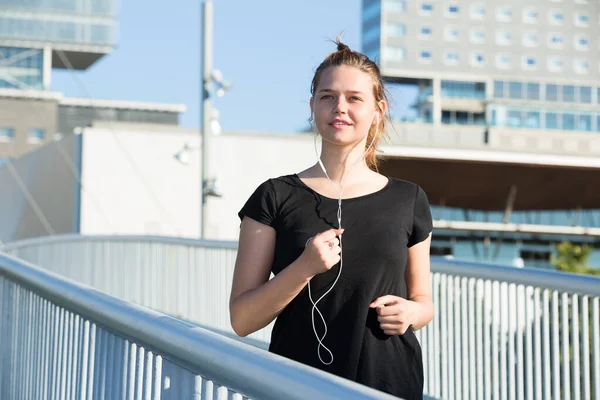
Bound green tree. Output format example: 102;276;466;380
551;241;600;276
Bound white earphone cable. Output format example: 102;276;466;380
308;116;379;365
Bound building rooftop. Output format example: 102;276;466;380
0;88;186;113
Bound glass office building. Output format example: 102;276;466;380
361;0;600;269
0;0;117;90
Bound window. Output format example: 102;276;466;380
444;27;459;41
442;111;452;124
27;128;45;144
549;10;564;25
386;22;406;38
0;127;15;142
509;81;523;99
526;83;540;100
548;57;564;72
419;26;432;39
386;0;407;13
494;81;505;98
470;4;485;20
563;85;575;102
597;115;600;132
578;115;592;131
362;25;381;45
470;53;485;67
363;1;382;20
574;36;589;51
580;86;592;103
496;31;511;45
574;12;589;27
525;112;540;128
419;3;433;15
496;6;512;22
496;54;511;69
523;56;537;70
507;110;522;127
446;3;459;17
546;113;558;129
384;46;405;61
523;32;538;47
548;33;564;48
563;113;575;130
546;84;559;101
574;59;589;74
456;112;468;124
419;50;432;62
440;87;486;106
523;8;538;24
470;28;485;43
444;51;460;65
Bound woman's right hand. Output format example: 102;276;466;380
298;228;344;278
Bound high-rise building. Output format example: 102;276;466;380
0;0;184;161
0;0;117;90
361;0;600;269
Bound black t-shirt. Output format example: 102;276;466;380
238;174;433;399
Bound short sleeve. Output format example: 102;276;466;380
407;185;433;247
238;179;278;228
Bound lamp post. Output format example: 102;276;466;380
200;0;213;239
200;0;230;239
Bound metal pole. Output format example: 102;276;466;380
200;0;213;239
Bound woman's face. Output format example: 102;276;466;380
311;65;379;146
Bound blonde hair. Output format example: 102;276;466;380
310;38;390;171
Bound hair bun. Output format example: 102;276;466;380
337;42;351;52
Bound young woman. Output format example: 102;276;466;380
229;40;433;399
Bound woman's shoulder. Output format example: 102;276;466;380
386;176;423;193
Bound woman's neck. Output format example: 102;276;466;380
313;143;372;183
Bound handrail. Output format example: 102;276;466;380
431;257;600;297
5;234;599;297
0;252;398;400
1;233;238;250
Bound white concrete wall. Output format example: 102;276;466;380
79;125;202;238
205;133;314;240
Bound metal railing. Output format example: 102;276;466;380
0;251;399;400
4;234;600;400
422;259;600;400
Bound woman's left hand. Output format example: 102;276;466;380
369;295;417;335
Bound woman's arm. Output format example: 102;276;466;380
404;232;434;330
229;217;311;337
229;217;343;337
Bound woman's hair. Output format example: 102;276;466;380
310;37;390;171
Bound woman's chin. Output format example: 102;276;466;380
321;129;363;145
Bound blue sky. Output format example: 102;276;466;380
51;0;415;133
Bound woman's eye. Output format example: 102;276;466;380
350;96;362;101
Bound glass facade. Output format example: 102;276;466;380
491;105;599;131
441;80;485;99
429;207;600;268
362;0;381;61
0;47;43;89
495;80;598;105
0;0;116;47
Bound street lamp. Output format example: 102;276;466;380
200;0;231;239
